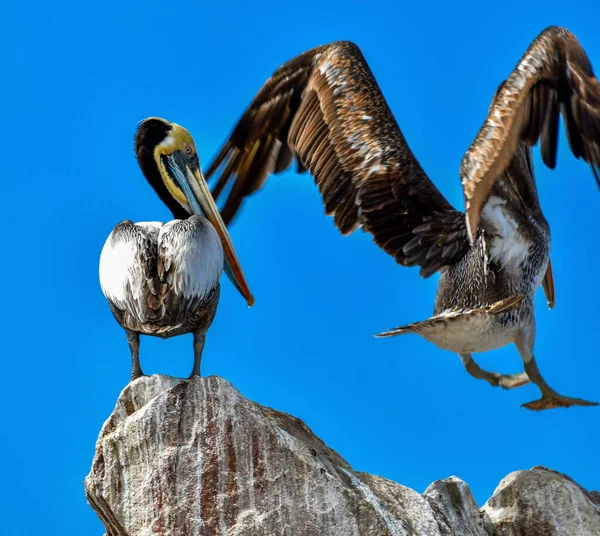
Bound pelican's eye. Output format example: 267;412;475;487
184;144;194;155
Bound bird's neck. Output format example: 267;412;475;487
138;149;191;220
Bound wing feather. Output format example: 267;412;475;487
157;216;223;325
99;221;164;325
462;26;600;242
99;217;223;330
206;42;468;276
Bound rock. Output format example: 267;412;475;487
424;477;488;536
85;375;599;536
482;466;600;536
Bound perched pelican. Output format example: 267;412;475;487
204;26;599;410
99;118;253;380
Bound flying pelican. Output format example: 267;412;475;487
99;118;254;380
204;26;599;410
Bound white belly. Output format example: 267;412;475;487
411;311;519;355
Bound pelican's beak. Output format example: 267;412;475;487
542;257;555;310
166;152;254;306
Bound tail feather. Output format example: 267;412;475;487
375;295;525;339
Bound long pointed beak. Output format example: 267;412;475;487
168;155;254;306
542;257;555;310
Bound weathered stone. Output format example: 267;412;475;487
482;466;600;536
358;473;444;535
85;375;599;536
424;477;488;536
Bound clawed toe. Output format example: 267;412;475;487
522;395;599;411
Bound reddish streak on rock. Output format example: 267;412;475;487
252;433;266;492
85;376;600;536
224;418;239;526
200;389;219;533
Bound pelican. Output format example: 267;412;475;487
204;26;599;410
99;118;253;380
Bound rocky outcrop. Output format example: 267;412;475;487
85;376;600;536
482;467;600;536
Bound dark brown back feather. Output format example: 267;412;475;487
205;41;468;277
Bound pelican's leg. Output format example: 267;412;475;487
515;328;598;410
189;331;206;378
126;329;145;381
459;353;529;389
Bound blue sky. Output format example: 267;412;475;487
2;1;599;534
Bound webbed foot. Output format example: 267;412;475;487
521;358;598;410
522;395;598;411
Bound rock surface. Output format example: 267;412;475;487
482;466;600;536
85;376;600;536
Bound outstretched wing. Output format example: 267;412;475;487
206;41;468;277
462;26;600;242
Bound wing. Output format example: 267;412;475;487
99;221;164;324
157;215;223;324
462;26;600;242
206;41;468;277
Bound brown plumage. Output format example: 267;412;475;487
462;26;600;241
204;27;600;410
206;27;599;277
206;41;469;278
